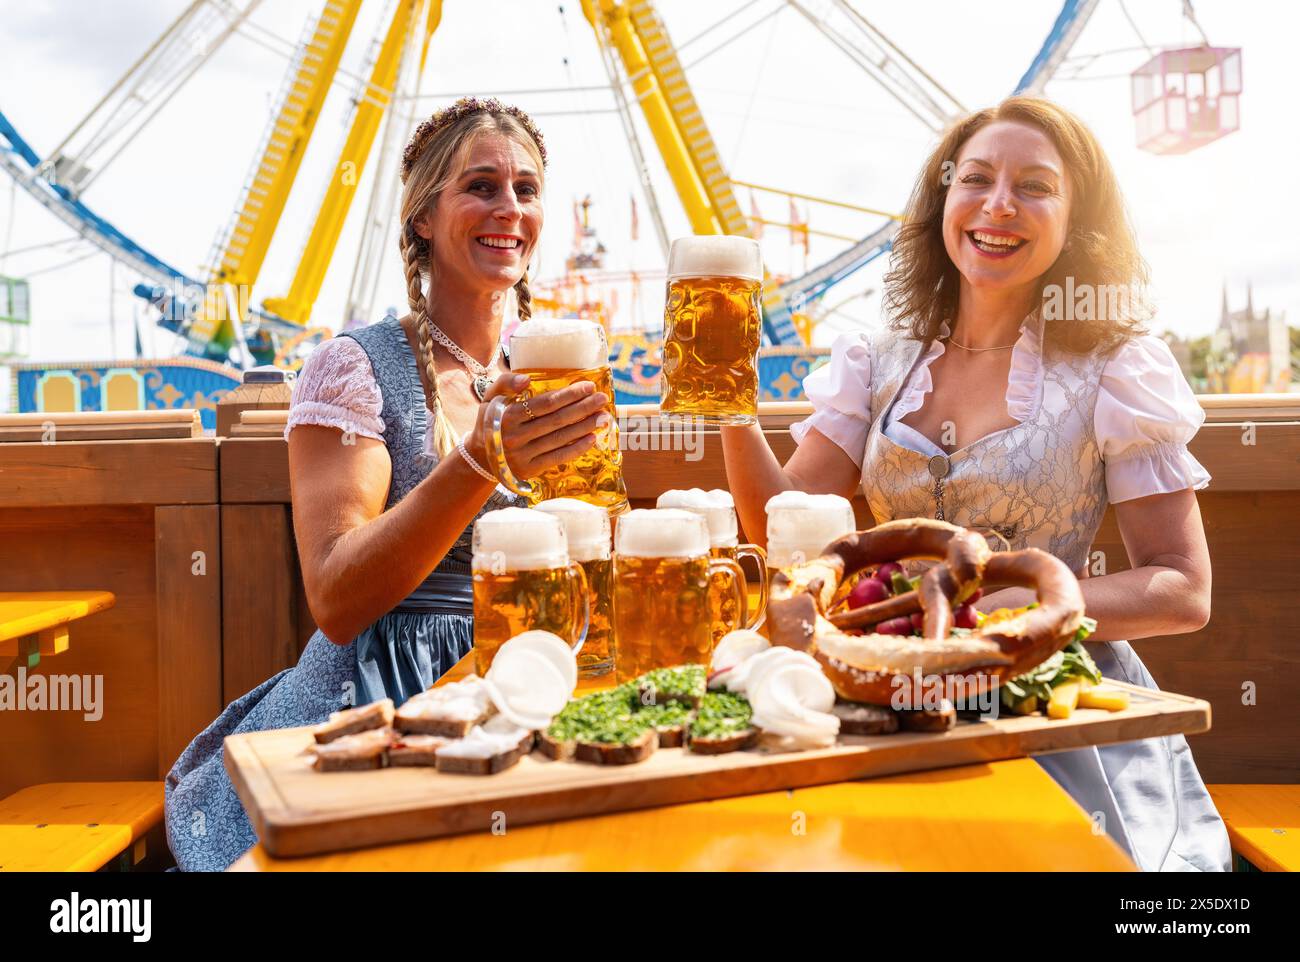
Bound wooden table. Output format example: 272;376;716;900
229;756;1133;871
230;653;1135;871
0;590;115;669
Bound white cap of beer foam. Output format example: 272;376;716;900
764;491;856;568
508;317;606;371
667;234;762;281
472;507;570;571
656;488;737;548
533;498;611;562
614;508;710;559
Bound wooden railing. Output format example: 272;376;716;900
1;395;1296;796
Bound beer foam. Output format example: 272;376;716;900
472;507;570;571
764;491;856;568
509;317;606;371
656;488;737;547
533;498;611;562
614;508;710;559
667;235;762;281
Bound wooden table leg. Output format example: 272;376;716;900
38;624;70;656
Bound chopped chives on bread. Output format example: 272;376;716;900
636;665;706;709
687;690;756;754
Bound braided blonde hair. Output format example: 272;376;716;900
398;107;545;456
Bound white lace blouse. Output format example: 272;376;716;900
284;336;386;441
791;316;1211;504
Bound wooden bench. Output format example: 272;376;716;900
0;782;165;872
1208;784;1299;872
0;590;115;669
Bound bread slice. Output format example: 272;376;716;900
654;724;687;749
311;727;393;771
636;700;693;749
636;665;706;709
686;690;755;755
832;701;900;736
897;700;957;732
689;728;757;754
313;699;395;745
574;727;658;765
388;733;452;767
536;729;576;761
395;678;495;738
434;724;535;776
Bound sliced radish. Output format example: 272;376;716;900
495;630;577;693
484;648;568;730
709;629;770;681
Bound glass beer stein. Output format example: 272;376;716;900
611;508;745;681
484;318;629;516
471;507;590;676
534;497;614;678
660;235;763;425
764;490;857;570
656;488;768;644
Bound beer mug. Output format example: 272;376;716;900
534;498;614;679
764;491;857;569
656;488;768;642
660;235;763;425
471;507;590;677
612;508;745;681
484;318;629;516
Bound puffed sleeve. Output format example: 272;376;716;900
284;336;385;441
1095;335;1210;503
790;329;873;468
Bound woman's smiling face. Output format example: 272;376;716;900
416;132;543;295
942;120;1071;294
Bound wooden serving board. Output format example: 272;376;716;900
225;681;1210;858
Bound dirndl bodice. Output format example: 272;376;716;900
849;329;1230;872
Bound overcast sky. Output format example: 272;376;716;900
1;0;1297;405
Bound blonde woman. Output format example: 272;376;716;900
164;99;605;870
722;97;1230;871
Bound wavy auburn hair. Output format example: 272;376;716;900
882;96;1150;354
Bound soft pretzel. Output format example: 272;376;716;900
768;518;990;650
768;520;1085;707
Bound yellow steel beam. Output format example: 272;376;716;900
733;178;903;220
194;0;363;349
264;0;442;325
751;218;860;244
583;0;719;236
626;1;748;235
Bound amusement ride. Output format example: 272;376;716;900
0;0;1241;425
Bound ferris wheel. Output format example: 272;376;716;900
1;0;1232;377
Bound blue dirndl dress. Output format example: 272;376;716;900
163;316;522;871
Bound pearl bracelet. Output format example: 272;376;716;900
456;439;497;484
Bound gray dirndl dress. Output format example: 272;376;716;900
163;316;521;871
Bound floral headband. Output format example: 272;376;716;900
400;96;548;184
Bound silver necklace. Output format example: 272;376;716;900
425;318;501;401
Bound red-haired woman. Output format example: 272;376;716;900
723;97;1229;871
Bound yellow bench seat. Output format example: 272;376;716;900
0;782;164;872
1208;783;1300;872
